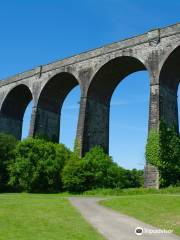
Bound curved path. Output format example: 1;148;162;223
69;197;180;240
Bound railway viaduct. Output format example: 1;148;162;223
0;23;180;188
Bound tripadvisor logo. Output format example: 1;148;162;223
135;227;143;236
135;226;173;235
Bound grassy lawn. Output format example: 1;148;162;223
100;194;180;236
0;193;104;240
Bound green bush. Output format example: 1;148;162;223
0;133;17;191
81;146;115;189
62;147;113;192
62;155;85;193
105;164;128;188
62;146;142;193
125;169;144;188
8;138;71;192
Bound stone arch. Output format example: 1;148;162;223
158;43;180;80
32;72;79;142
0;84;33;139
81;56;148;154
159;45;180;91
88;56;147;102
158;45;180;127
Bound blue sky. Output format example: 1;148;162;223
0;0;180;169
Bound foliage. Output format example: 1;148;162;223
0;133;17;191
159;122;180;187
124;169;144;188
81;146;115;190
146;129;160;166
62;147;114;192
74;139;81;157
62;155;85;193
146;121;180;187
0;134;143;193
8;138;71;192
62;146;143;193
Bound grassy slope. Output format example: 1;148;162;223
0;194;104;240
100;195;180;236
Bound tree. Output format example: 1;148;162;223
62;146;132;192
0;133;17;191
125;169;144;188
62;155;86;193
8;138;71;192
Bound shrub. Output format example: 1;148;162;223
62;146;134;193
124;169;144;188
0;133;17;191
62;147;113;192
81;146;114;189
8;138;71;192
106;164;128;188
62;155;85;193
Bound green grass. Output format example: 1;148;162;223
83;186;180;196
0;193;104;240
100;194;180;236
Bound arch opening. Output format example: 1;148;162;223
60;86;80;150
22;101;33;139
34;72;79;142
159;45;180;128
88;56;145;103
0;84;32;139
83;56;148;162
110;71;149;169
